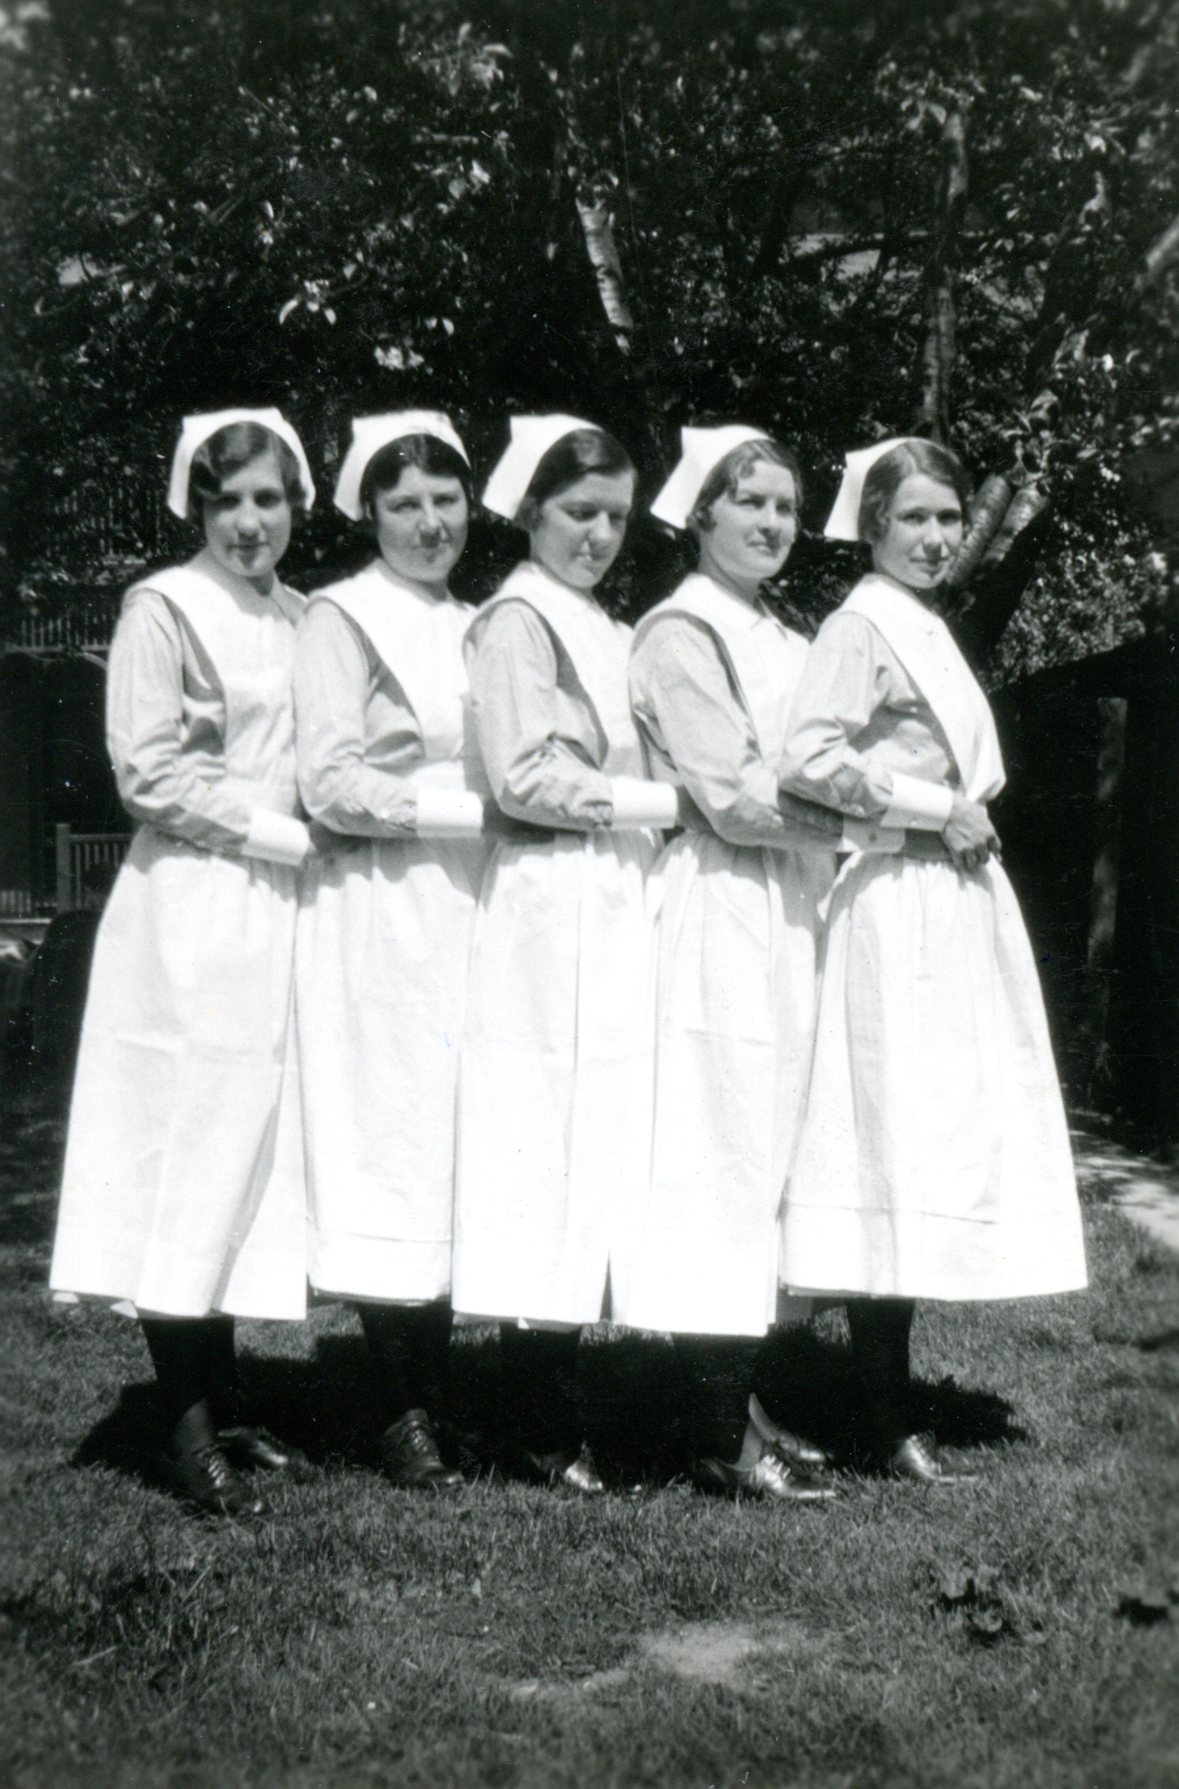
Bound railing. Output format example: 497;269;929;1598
54;825;131;912
6;593;125;660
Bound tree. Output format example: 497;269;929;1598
1;0;1176;670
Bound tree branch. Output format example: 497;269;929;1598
915;108;968;443
574;185;634;354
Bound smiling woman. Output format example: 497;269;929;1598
293;410;490;1495
48;409;322;1517
778;436;1088;1483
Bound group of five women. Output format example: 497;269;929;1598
49;404;1088;1516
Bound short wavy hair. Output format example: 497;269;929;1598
687;438;804;536
857;438;970;544
186;421;309;520
515;427;635;529
359;432;473;517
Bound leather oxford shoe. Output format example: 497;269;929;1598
167;1406;266;1516
218;1424;297;1471
888;1434;978;1486
379;1409;464;1491
518;1442;605;1496
692;1445;837;1504
747;1395;833;1473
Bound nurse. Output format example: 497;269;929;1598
452;416;677;1493
617;426;841;1501
779;437;1088;1482
295;410;490;1492
50;409;322;1516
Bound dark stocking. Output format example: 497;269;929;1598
846;1297;915;1451
358;1300;452;1427
499;1325;581;1456
674;1335;762;1463
140;1314;237;1437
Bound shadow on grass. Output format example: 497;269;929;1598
71;1321;1025;1497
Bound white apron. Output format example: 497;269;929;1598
614;576;835;1336
782;575;1087;1301
50;563;307;1320
296;565;488;1302
452;566;655;1325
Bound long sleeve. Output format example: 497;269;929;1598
468;601;614;830
780;612;954;829
107;590;257;853
632;618;840;850
294;600;419;837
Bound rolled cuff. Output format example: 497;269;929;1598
881;774;954;830
608;776;680;830
243;810;311;867
414;789;488;839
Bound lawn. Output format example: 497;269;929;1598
1;1108;1177;1789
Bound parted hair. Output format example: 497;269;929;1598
857;439;970;544
515;427;635;528
687;439;804;536
360;433;473;518
187;422;309;519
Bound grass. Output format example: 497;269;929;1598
2;1104;1178;1789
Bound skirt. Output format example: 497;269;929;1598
780;851;1088;1301
49;827;306;1320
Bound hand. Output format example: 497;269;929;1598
941;793;1000;872
778;791;844;838
305;820;363;859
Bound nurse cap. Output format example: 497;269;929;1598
166;408;315;520
481;414;598;522
650;424;774;531
333;410;470;521
823;437;918;541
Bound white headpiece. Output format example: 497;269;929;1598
333;410;470;521
481;414;598;522
823;438;918;541
166;408;315;520
650;424;773;531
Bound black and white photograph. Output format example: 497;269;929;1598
1;2;1177;1785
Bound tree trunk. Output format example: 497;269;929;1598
1083;696;1128;1104
942;473;1013;595
575;188;634;354
915;109;968;443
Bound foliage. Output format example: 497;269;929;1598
1;0;1177;673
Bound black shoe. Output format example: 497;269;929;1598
747;1396;833;1474
887;1434;978;1486
166;1406;266;1516
691;1445;837;1504
516;1442;605;1496
218;1424;298;1472
379;1409;464;1491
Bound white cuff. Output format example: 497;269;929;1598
881;775;954;831
414;789;488;839
243;809;311;867
608;777;680;830
840;817;904;856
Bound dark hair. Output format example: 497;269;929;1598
515;427;635;527
857;438;971;543
187;421;308;519
359;432;473;517
687;438;804;535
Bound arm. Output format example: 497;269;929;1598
779;613;953;829
295;600;420;838
467;602;616;831
107;588;309;865
632;618;840;850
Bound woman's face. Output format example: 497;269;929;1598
201;449;292;592
528;469;636;592
371;464;469;589
699;460;798;597
872;472;964;593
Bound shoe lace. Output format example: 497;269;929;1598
191;1443;237;1490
